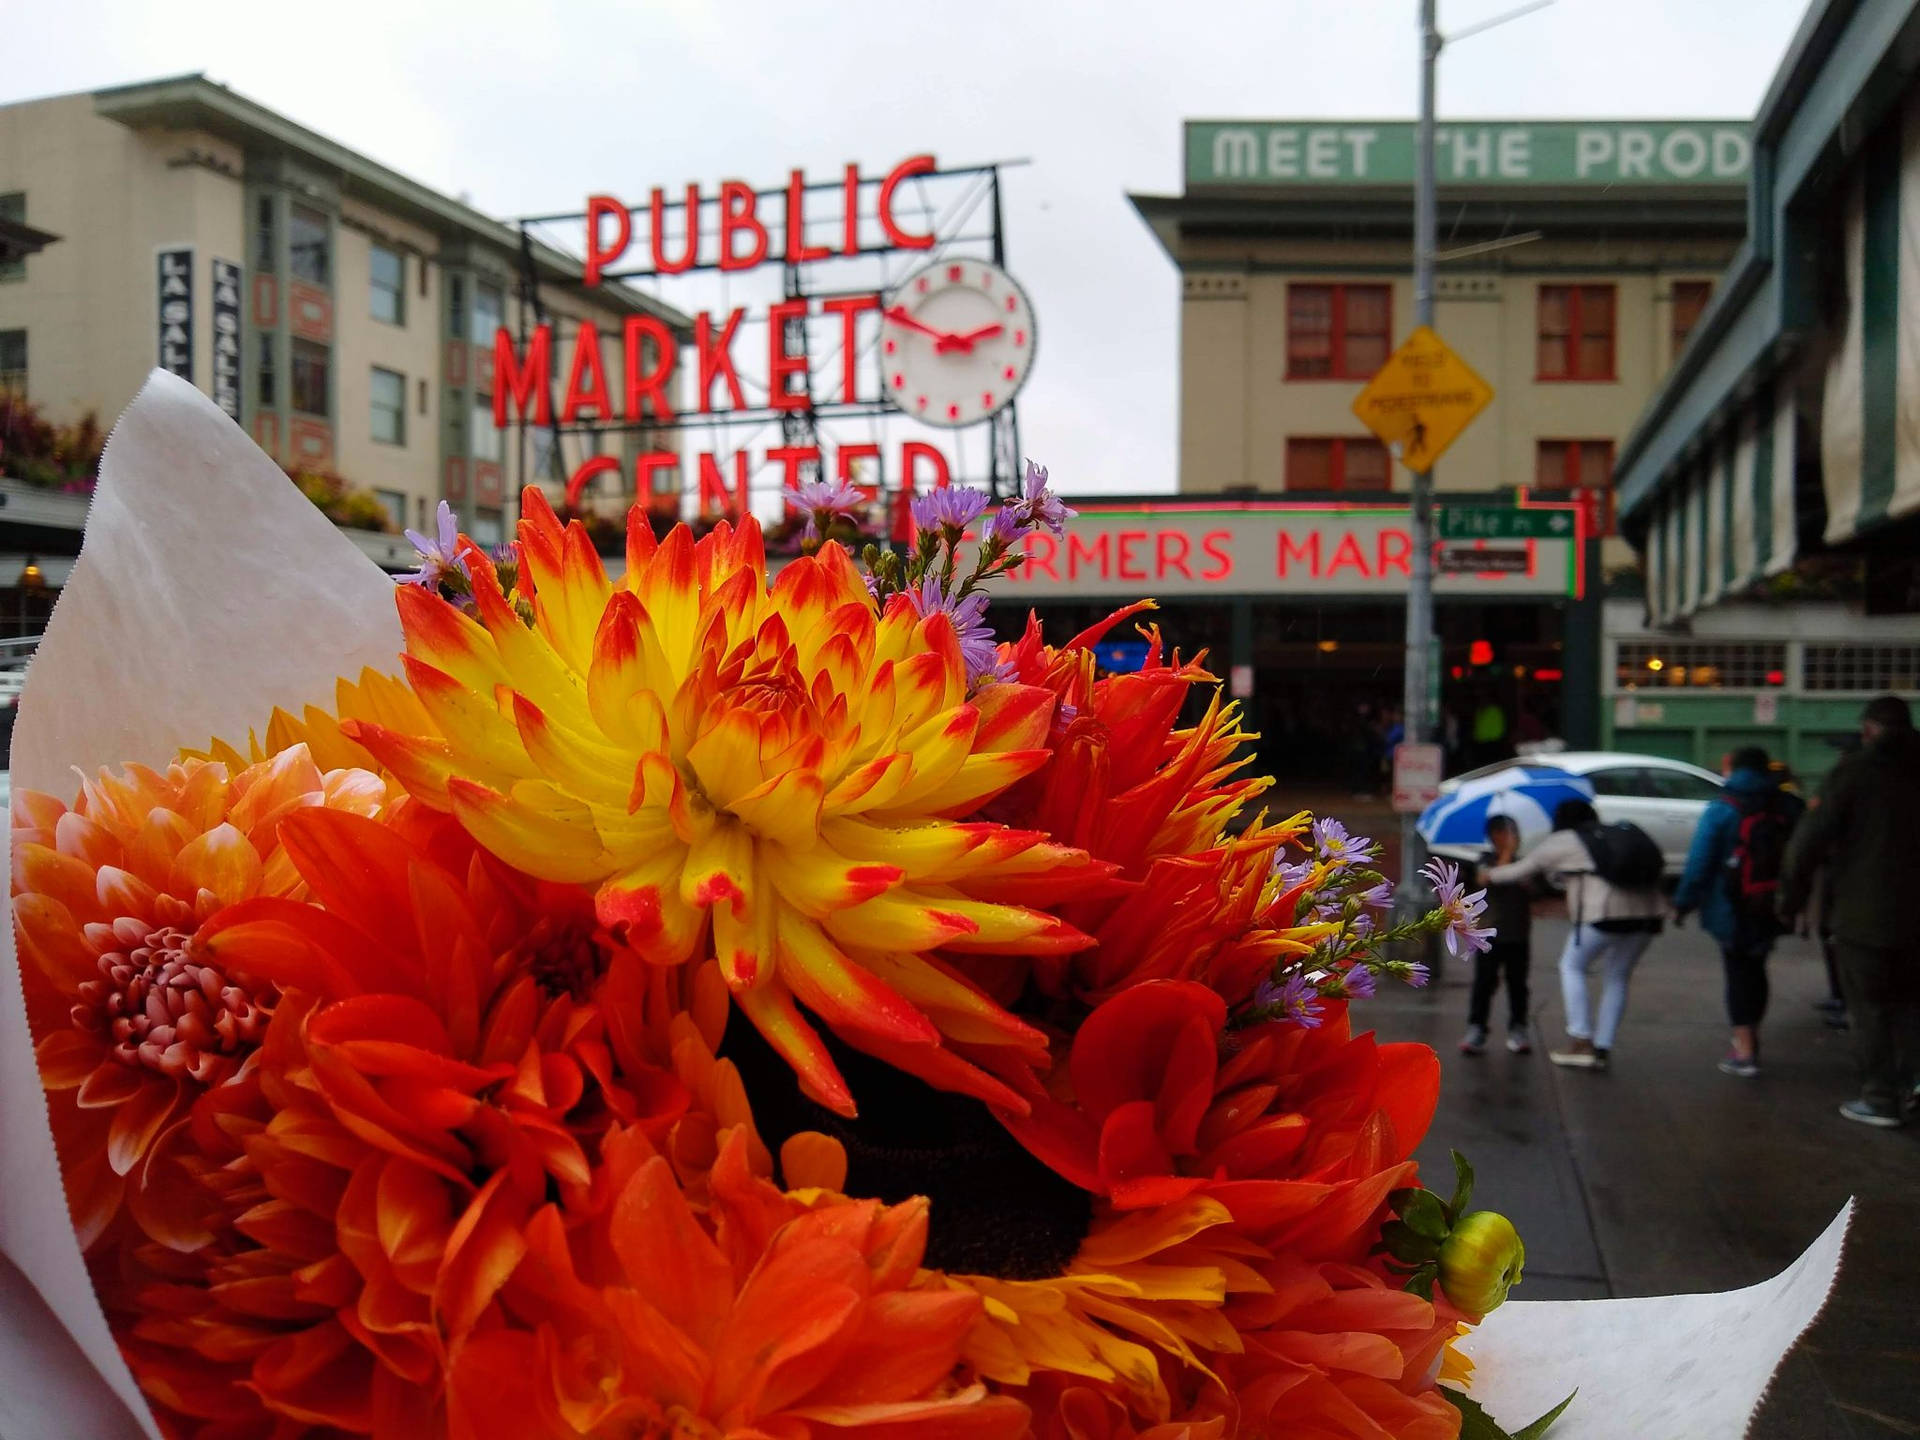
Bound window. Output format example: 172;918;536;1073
417;377;428;415
469;508;505;547
1537;284;1615;380
1803;644;1920;692
531;427;560;480
1286;283;1390;380
1285;436;1391;491
371;366;406;445
1647;768;1723;802
1535;439;1615;533
471;393;501;460
256;334;277;407
288;204;330;287
472;281;503;346
1585;767;1655;798
1615;640;1787;690
370;243;405;325
0;193;25;283
375;489;407;532
448;274;466;340
1671;280;1712;356
254;194;276;272
290;339;330;416
0;328;25;395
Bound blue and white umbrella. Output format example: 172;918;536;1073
1417;764;1597;852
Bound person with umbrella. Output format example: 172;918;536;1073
1482;798;1668;1072
1462;813;1534;1056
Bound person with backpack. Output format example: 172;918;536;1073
1673;747;1805;1078
1483;797;1667;1071
1781;695;1920;1128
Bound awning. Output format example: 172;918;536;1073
1644;382;1797;624
1820;89;1920;545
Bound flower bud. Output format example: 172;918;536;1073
1437;1210;1525;1316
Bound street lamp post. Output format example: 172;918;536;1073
1399;0;1441;904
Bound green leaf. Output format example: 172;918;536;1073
1376;1220;1439;1265
1397;1187;1451;1241
1439;1388;1577;1440
1513;1391;1577;1440
1405;1263;1438;1301
1449;1149;1475;1221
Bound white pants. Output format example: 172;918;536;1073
1559;925;1653;1051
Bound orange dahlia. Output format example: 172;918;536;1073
346;490;1107;1117
10;746;383;1248
446;1128;1029;1440
118;802;689;1434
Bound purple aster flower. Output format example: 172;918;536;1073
1009;459;1076;536
908;573;1003;686
1273;856;1317;889
1342;964;1378;999
786;478;863;543
1357;880;1394;910
1404;961;1432;989
1310;900;1345;923
910;484;990;535
1255;972;1325;1029
1349;913;1378;940
400;500;470;595
1421;856;1496;958
986;505;1028;547
1311;817;1374;866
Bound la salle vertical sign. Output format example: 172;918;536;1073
156;248;194;381
210;258;242;420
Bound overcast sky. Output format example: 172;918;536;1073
12;0;1812;495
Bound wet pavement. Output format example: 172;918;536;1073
1364;914;1920;1437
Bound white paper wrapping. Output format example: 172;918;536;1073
0;373;1850;1438
3;371;401;1439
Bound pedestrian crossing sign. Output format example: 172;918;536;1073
1351;325;1494;473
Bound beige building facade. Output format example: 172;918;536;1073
0;74;686;548
1134;120;1749;563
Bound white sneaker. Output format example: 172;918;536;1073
1507;1027;1532;1055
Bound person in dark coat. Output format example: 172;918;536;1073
1781;696;1920;1127
1463;814;1532;1056
1674;747;1804;1078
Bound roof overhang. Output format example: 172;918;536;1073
90;74;690;333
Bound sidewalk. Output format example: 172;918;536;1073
1365;918;1920;1436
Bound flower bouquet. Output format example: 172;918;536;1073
0;374;1846;1440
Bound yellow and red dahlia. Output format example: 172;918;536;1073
10;746;383;1247
347;490;1108;1117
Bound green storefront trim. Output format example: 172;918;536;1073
1859;118;1903;530
1599;690;1902;784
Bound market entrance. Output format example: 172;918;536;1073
1241;600;1568;791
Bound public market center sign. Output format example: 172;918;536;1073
1185;120;1751;187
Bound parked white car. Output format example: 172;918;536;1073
1428;751;1724;876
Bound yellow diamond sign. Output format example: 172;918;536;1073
1351;325;1493;473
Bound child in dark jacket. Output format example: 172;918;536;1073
1462;814;1533;1055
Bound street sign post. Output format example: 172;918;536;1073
1438;506;1576;540
1350;324;1494;472
1392;741;1445;814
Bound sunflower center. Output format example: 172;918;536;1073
72;922;267;1084
721;1010;1092;1281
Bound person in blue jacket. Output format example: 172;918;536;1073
1673;747;1805;1077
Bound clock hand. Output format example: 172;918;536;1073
934;323;1005;354
883;305;949;341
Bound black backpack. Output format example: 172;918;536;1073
1576;820;1665;890
1724;793;1795;931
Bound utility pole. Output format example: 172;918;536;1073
1400;0;1441;902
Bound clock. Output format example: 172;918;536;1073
880;258;1036;428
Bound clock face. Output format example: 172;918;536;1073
880;258;1036;428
